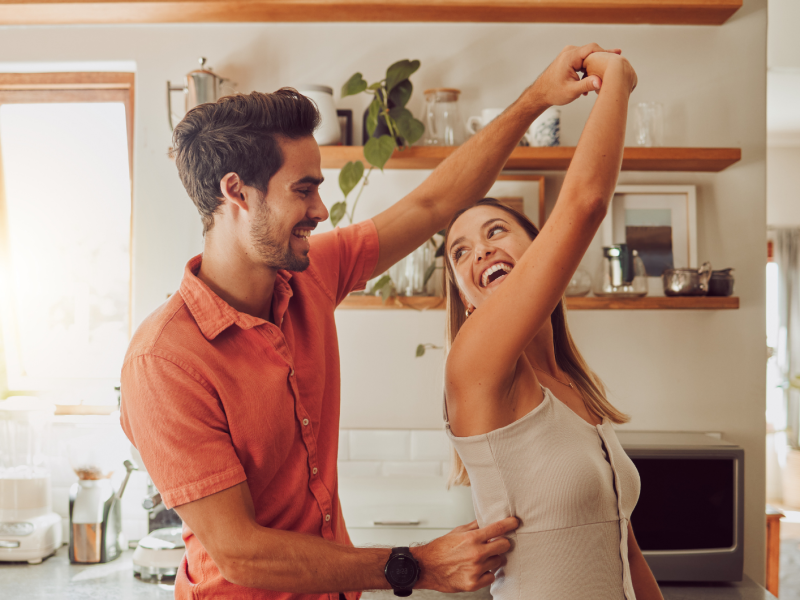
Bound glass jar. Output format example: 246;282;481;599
423;88;463;146
594;245;648;297
389;243;435;296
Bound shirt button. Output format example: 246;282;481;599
325;514;331;522
312;467;318;475
302;418;309;426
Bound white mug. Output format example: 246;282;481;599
466;108;504;136
523;106;561;147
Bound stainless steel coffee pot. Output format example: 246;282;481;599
167;58;228;131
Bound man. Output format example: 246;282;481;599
121;43;614;599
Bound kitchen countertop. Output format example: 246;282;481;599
0;546;776;599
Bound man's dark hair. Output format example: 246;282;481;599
172;89;320;234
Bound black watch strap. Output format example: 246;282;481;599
385;546;418;597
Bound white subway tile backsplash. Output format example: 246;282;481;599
51;485;71;519
381;461;442;478
338;461;382;478
122;518;148;542
348;430;410;461
410;430;450;461
338;431;350;461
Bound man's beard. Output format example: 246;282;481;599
249;194;310;272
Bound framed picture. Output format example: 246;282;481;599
601;185;697;282
487;174;546;228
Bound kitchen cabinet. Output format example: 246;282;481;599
0;0;742;26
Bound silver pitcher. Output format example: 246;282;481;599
167;58;228;131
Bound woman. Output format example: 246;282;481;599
443;52;662;600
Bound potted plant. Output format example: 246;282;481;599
333;60;426;301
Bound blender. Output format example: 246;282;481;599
0;396;63;564
68;438;135;564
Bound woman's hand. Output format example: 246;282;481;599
583;52;638;94
531;43;622;107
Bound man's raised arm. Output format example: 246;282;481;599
369;43;620;277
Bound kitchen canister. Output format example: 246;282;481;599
297;85;342;146
524;106;561;147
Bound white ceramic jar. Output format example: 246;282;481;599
297;85;341;146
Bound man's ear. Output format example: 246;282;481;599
219;172;249;213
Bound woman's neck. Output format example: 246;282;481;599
524;319;561;375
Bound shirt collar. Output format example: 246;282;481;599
179;254;294;341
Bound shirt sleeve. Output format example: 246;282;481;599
120;352;246;509
308;219;380;306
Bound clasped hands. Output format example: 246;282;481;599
531;43;638;108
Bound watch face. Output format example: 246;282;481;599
387;555;418;587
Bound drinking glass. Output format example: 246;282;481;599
635;102;664;147
423;88;463;146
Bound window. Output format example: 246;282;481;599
0;73;134;399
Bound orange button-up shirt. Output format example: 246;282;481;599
120;221;379;600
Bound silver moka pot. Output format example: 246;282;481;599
167;57;228;131
68;460;136;564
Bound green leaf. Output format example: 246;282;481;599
330;201;347;227
386;60;420;93
341;73;367;98
366;98;381;138
416;344;426;358
388;107;413;123
338;161;364;199
368;81;383;91
364;135;396;170
380;280;395;304
396;116;425;146
388;79;413;108
423;262;437;286
369;274;392;295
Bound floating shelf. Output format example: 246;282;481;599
321;146;741;173
0;0;742;26
338;295;740;310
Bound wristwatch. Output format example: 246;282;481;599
384;546;419;597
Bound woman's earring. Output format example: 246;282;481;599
465;306;474;317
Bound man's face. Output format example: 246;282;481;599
249;135;328;272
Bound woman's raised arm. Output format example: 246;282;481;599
446;53;637;396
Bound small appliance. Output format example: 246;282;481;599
618;431;745;582
130;445;184;582
0;396;62;564
132;526;185;582
68;450;135;564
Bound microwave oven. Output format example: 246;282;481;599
617;431;744;583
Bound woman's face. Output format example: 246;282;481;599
447;205;534;311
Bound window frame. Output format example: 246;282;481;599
0;72;134;414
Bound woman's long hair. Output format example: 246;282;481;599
444;199;629;487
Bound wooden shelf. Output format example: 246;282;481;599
0;0;742;26
320;146;741;173
338;295;740;310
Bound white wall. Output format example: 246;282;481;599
767;146;800;227
0;6;767;581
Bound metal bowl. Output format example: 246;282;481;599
662;262;712;296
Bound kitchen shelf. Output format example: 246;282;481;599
338;295;740;310
0;0;742;26
320;146;741;173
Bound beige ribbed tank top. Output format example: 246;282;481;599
446;386;641;600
